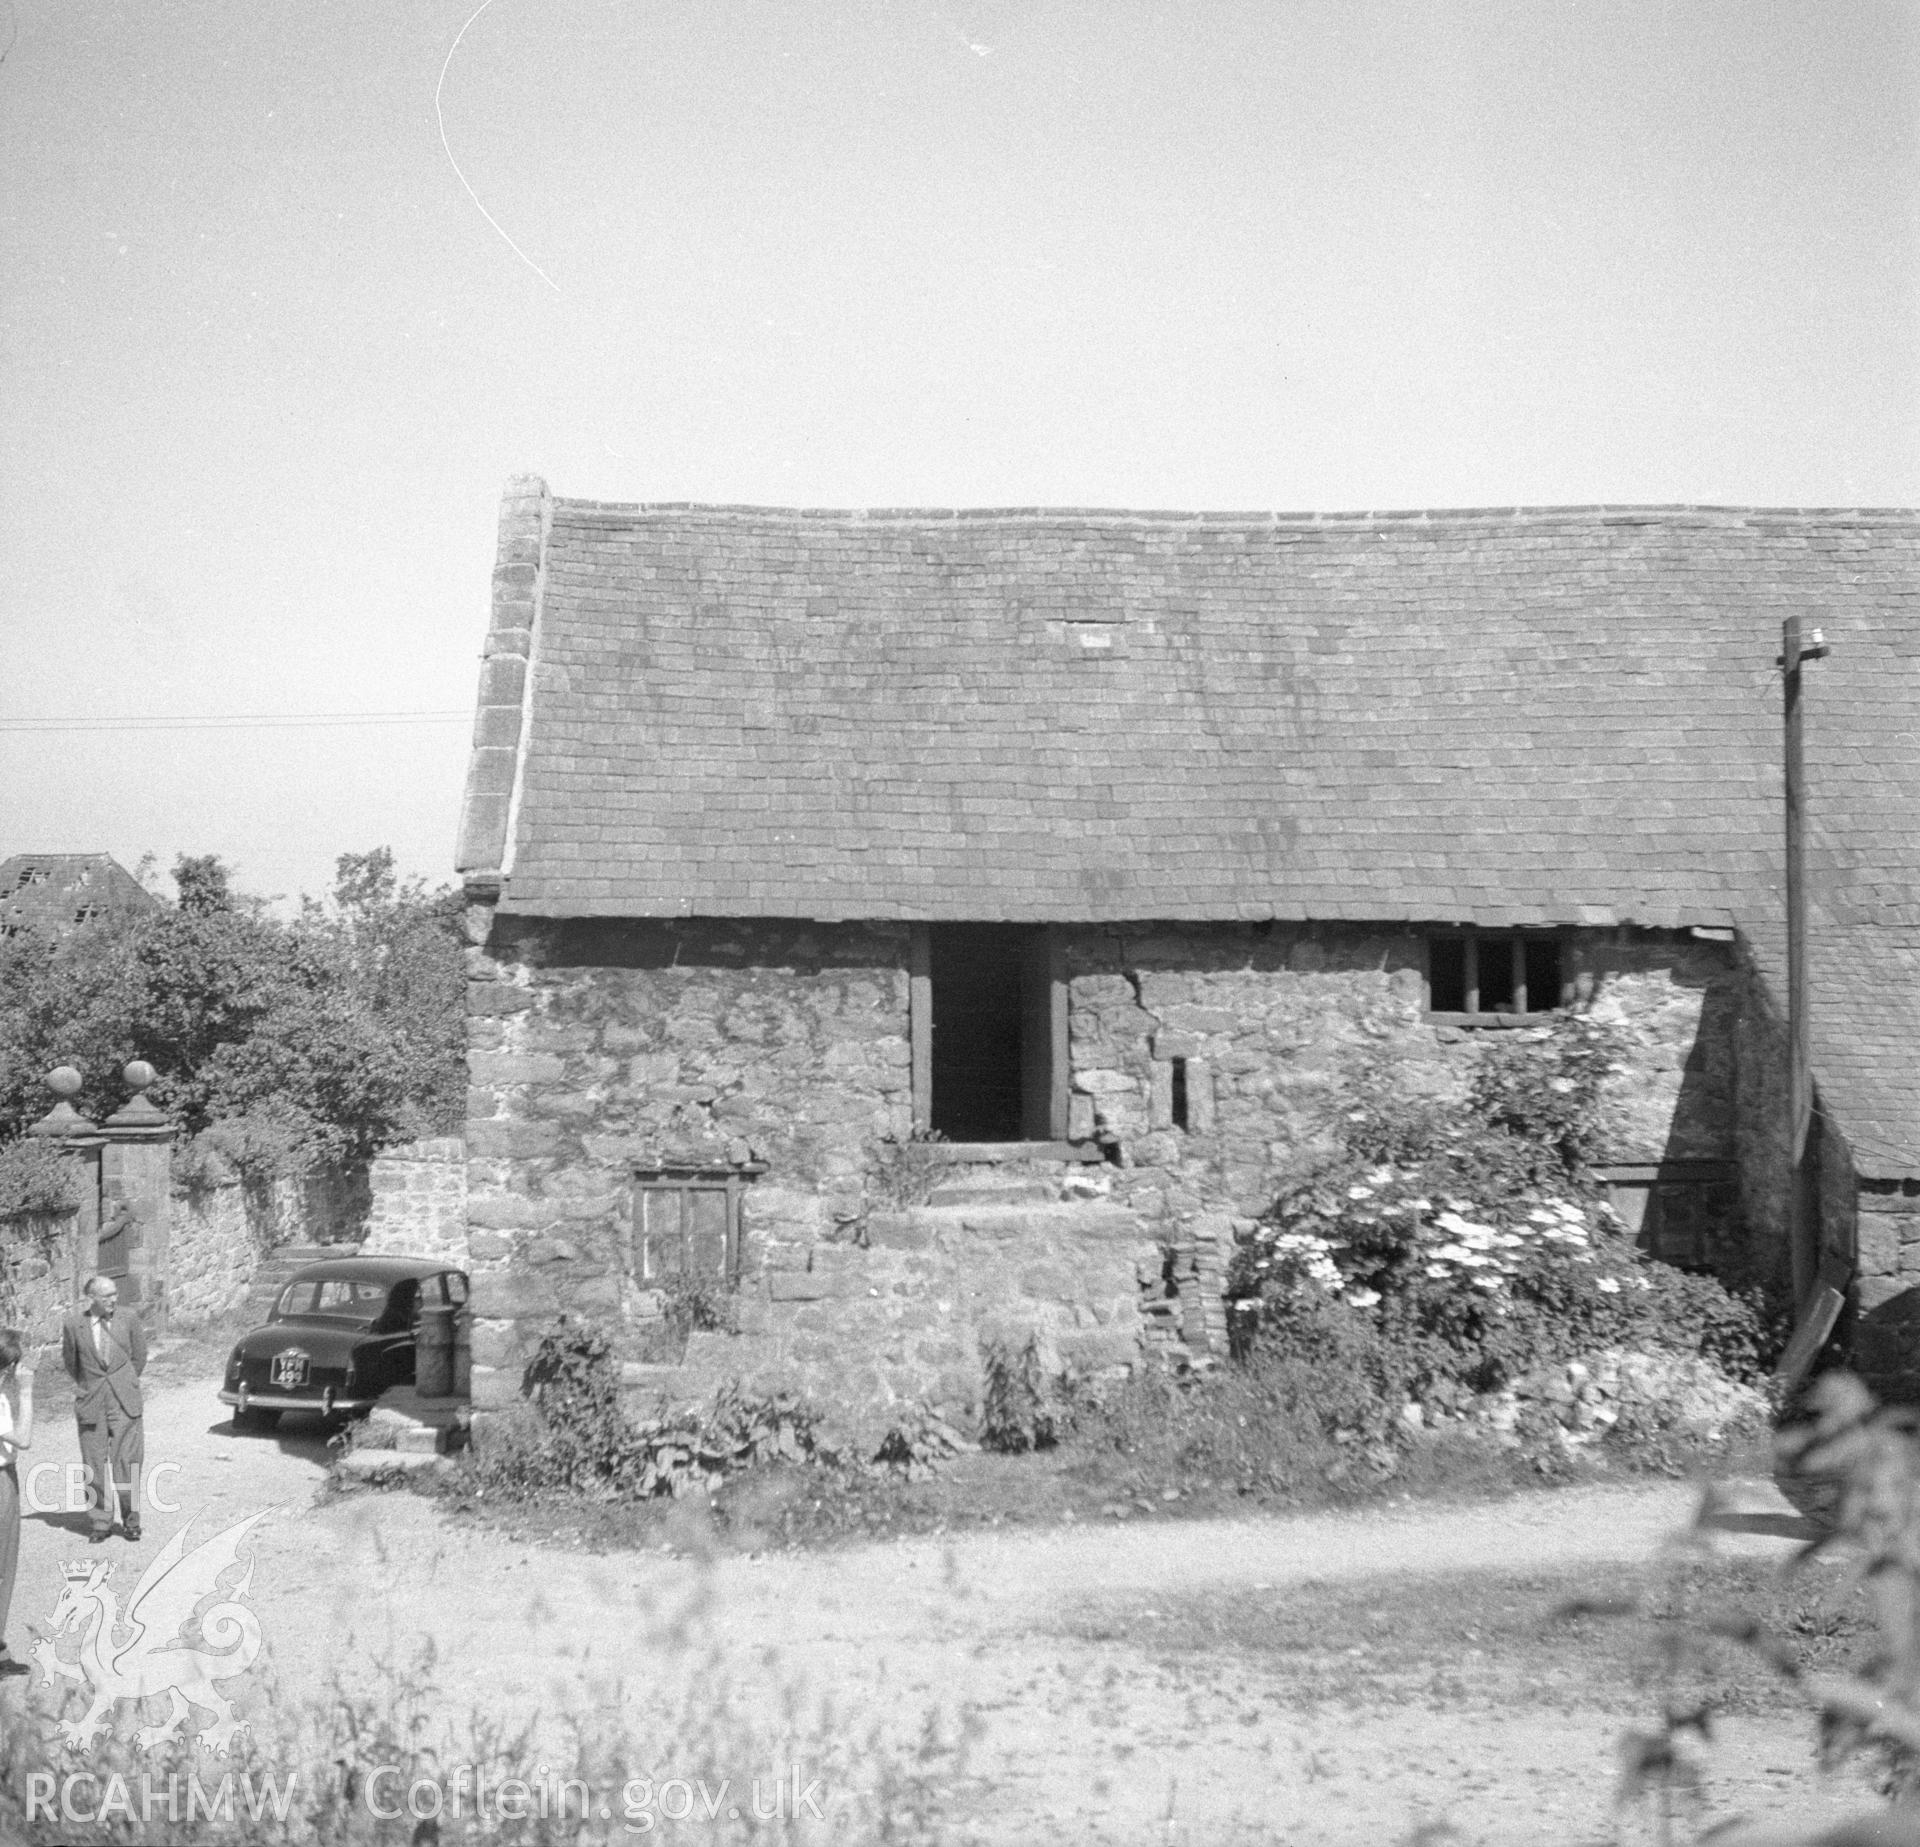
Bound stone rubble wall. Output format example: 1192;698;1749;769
1731;949;1794;1279
1730;938;1860;1313
167;1184;259;1325
362;1138;469;1260
1060;924;1744;1242
464;913;1759;1429
462;917;915;1410
666;1198;1160;1447
0;1209;82;1336
168;1161;368;1327
1850;1173;1920;1398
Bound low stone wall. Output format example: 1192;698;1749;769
169;1161;368;1327
362;1138;468;1260
168;1183;258;1324
1850;1174;1920;1397
669;1195;1157;1447
0;1209;82;1337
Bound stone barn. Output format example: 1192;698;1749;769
451;479;1920;1429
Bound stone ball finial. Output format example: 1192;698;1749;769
46;1066;82;1098
123;1060;156;1092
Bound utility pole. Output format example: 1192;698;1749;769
1782;615;1829;1310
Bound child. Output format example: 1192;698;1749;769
0;1332;35;1677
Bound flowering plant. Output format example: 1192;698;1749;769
1237;1169;1644;1310
1228;1017;1772;1396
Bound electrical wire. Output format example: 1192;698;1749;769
0;712;469;732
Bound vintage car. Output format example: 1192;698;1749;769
219;1255;470;1429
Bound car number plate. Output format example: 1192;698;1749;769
270;1349;310;1389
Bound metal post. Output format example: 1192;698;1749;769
1782;617;1828;1311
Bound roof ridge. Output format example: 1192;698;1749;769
543;497;1920;529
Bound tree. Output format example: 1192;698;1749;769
171;853;237;916
301;848;467;1144
0;849;465;1170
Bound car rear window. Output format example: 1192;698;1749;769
274;1279;388;1322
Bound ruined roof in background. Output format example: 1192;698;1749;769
0;854;158;936
455;482;1920;1170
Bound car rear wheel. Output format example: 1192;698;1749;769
233;1406;281;1433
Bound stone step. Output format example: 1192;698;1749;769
469;1366;519;1411
620;1362;690;1392
335;1448;454;1484
932;1141;1105;1165
925;1177;1058;1208
904;1202;1147;1239
364;1385;470;1454
246;1244;362;1310
258;1244;356;1267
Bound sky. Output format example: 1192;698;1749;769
1;0;1915;903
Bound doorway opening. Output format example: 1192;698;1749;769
925;924;1065;1142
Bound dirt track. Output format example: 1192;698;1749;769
1;1373;1890;1844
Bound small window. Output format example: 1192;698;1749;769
630;1167;756;1284
1426;934;1564;1023
1170;1057;1190;1131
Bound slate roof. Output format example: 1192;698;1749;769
1741;906;1920;1181
455;480;1920;1170
0;855;156;937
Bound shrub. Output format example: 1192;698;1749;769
514;1319;636;1490
459;1319;832;1503
1231;1016;1778;1412
0;1138;78;1218
871;1406;976;1479
868;1129;948;1211
1083;1319;1412;1499
660;1268;737;1340
980;1333;1068;1453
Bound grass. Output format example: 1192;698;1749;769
429;1429;1523;1556
2;1579;975;1844
1057;1553;1872;1719
426;1411;1775;1560
407;1294;1781;1562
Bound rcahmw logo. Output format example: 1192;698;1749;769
26;1769;297;1829
31;1510;272;1757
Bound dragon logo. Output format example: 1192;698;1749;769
32;1511;270;1756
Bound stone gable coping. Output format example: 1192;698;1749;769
455;476;550;880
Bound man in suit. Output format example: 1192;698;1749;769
61;1275;146;1543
